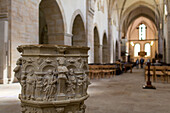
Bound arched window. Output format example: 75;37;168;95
145;43;151;56
139;24;146;40
134;44;140;57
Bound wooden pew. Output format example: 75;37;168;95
155;66;167;83
89;65;102;79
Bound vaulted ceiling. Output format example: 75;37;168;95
107;0;165;36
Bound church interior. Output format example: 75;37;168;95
0;0;170;113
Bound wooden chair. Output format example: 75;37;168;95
155;66;167;83
116;61;122;71
108;65;116;77
101;65;112;78
89;65;101;79
145;66;155;82
124;64;133;73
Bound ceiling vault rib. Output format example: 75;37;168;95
120;0;127;21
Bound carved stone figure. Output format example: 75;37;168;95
15;45;89;113
56;108;64;113
57;57;68;99
21;73;27;99
82;72;91;96
35;76;43;101
21;105;27;113
76;74;84;97
75;103;86;113
66;69;77;98
13;58;22;82
26;69;36;100
79;104;86;113
43;69;58;101
25;108;39;113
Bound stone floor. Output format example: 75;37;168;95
1;68;170;113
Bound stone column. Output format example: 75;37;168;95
87;0;95;63
108;18;114;63
14;45;90;113
0;20;8;84
166;14;170;63
48;33;72;46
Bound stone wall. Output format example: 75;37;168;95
10;0;40;82
0;0;8;13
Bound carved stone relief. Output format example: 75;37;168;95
14;45;90;113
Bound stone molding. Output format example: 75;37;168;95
0;13;8;19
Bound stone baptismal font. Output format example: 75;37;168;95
14;45;90;113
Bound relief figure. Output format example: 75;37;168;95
21;73;27;99
66;69;77;98
26;69;36;100
13;58;23;82
35;76;43;101
43;70;58;101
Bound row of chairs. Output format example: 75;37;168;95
89;65;116;79
145;66;170;83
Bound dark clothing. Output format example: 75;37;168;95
140;58;144;68
136;59;139;69
152;58;156;63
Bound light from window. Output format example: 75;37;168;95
139;24;146;40
134;44;140;57
164;4;168;16
145;43;151;56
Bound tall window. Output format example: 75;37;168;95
139;24;146;40
134;44;140;57
145;43;151;56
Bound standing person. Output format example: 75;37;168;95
136;59;139;69
140;58;144;68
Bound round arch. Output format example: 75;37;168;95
39;0;67;44
144;43;151;57
94;27;100;63
71;13;86;46
134;43;141;57
102;33;108;63
70;9;86;34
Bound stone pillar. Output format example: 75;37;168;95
48;33;72;46
87;0;95;63
108;18;112;63
108;18;114;63
0;21;8;84
166;14;170;63
99;44;103;63
14;45;90;113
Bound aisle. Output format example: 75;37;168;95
85;68;170;113
0;68;170;113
